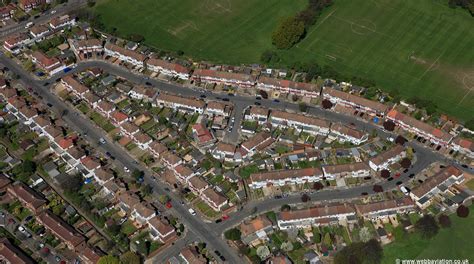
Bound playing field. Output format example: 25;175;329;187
382;206;474;263
93;0;474;121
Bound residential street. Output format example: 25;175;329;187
0;54;459;263
0;0;87;38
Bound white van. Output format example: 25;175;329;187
25;22;34;29
400;185;410;195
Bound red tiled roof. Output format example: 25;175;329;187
80;156;100;171
105;43;146;62
157;93;205;109
324;88;389;113
355;197;414;215
258;76;319;92
387;109;452;143
0;238;34;264
147;58;190;74
37;210;85;248
7;182;46;210
111;110;128;123
411;166;463;198
279;203;355;221
271;110;330;128
369;145;405;166
193;69;257;83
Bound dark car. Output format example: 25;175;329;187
47;103;53;107
145;81;152;86
254;102;261;105
273;99;280;103
361;192;368;196
396;181;403;186
387;177;394;181
43;82;50;86
409;173;415;178
228;93;235;96
222;98;230;102
215;219;222;223
200;94;206;98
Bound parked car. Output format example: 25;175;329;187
188;208;196;216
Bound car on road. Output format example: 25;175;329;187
254;102;261;105
361;192;368;196
222;98;230;102
222;215;229;220
51;10;56;14
98;138;106;145
145;81;152;86
228;93;234;96
55;256;61;262
166;201;173;209
215;219;222;223
188;208;196;216
274;195;282;199
409;173;415;178
47;103;53;107
123;166;130;173
200;94;206;98
273;99;280;103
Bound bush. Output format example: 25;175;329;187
383;120;395;131
224;228;241;241
456;205;469;218
271;17;305;49
321;99;333;109
438;214;451;228
415;215;439;239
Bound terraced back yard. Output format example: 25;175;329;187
93;0;474;121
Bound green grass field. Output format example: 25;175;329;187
93;0;474;121
382;206;474;263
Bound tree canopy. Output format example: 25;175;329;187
334;239;382;264
415;215;439;239
224;228;241;241
98;255;120;264
271;17;305;49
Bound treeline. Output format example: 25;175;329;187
448;0;474;16
271;0;333;49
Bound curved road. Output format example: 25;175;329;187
1;55;456;262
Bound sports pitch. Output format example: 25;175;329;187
94;0;474;121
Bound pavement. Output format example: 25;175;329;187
0;54;464;263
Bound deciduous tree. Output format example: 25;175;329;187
271;17;305;49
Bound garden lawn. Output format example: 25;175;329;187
94;0;474;121
382;206;474;263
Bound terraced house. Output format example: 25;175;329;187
146;58;191;80
322;162;371;179
270;110;331;136
277;204;356;230
409;166;464;209
368;145;406;171
248;167;324;189
323;87;389;117
328;123;368;145
355;197;414;220
155;93;206;114
104;42;146;68
257;76;320;98
192;68;257;88
387;109;453;146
